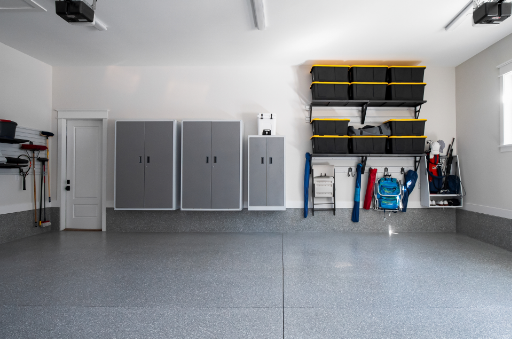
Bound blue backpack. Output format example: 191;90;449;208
375;177;402;211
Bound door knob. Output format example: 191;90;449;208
65;186;71;191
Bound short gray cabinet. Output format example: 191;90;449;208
248;136;286;211
115;120;178;210
181;120;243;211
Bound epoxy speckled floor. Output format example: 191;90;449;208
1;231;512;338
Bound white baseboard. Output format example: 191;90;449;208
464;203;512;220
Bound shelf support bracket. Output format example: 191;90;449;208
309;105;313;123
361;156;368;174
415;104;423;119
361;103;369;124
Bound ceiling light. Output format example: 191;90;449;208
0;0;47;11
250;0;266;30
445;0;473;31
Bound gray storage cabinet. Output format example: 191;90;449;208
115;120;178;210
248;136;286;211
181;120;243;211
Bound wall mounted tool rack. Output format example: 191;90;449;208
311;153;424;175
0;137;29;169
309;100;427;124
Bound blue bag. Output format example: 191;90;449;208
446;175;461;195
376;177;401;211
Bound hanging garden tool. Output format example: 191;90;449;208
38;157;51;227
351;163;362;222
16;155;31;190
304;153;311;218
21;143;47;227
40;131;54;202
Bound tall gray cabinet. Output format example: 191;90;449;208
248;136;286;211
181;120;243;211
115;120;178;210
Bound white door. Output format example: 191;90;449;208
65;120;103;230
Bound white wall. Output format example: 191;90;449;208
52;65;456;208
0;42;53;214
456;33;512;219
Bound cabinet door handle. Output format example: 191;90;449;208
269;157;273;164
261;157;264;164
206;157;209;163
214;156;217;163
147;156;150;164
139;156;142;163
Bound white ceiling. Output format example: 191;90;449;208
1;0;512;67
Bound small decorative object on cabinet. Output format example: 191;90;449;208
181;120;243;211
248;135;286;211
115;120;178;210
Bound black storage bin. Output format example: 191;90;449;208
349;136;387;154
387;136;427;154
387;83;426;101
311;82;350;100
311;119;350;136
310;65;350;82
350;66;388;82
311;136;349;154
351;83;387;100
388;66;426;83
0;120;17;139
384;119;427;136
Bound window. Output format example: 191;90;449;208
498;60;512;152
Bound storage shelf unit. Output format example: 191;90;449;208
248;136;286;211
309;100;427;124
114;120;178;210
0;137;30;144
420;155;463;208
181;120;243;211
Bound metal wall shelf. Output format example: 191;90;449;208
0;137;30;144
0;164;28;169
309;100;427;124
311;153;425;174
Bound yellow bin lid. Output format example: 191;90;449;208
350;136;388;138
310;65;350;73
310;81;350;88
388;66;426;69
310;135;350;139
351;65;388;68
310;118;350;124
384;119;427;123
388;136;427;138
388;82;426;85
351;82;388;85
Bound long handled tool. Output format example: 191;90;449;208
21;143;47;227
40;131;54;203
38;158;51;227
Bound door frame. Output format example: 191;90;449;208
56;110;108;231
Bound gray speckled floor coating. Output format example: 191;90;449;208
107;208;456;233
1;231;512;338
